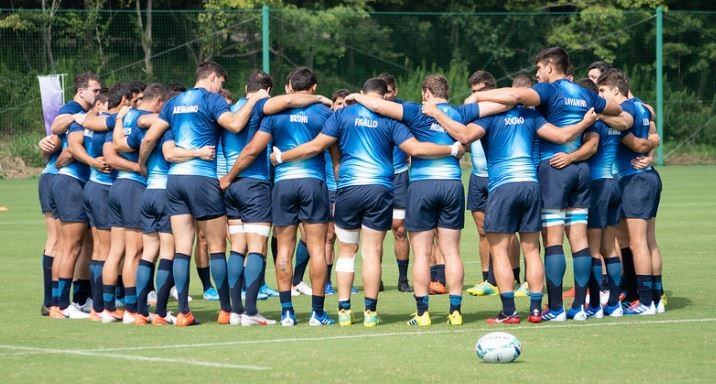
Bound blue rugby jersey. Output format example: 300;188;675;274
533;79;607;161
324;151;337;191
401;102;479;181
60;118;90;183
391;97;409;174
85;112;116;185
259;103;332;182
158;88;230;178
321;103;413;190
46;101;86;176
120;109;153;184
470;140;488;177
586;120;621;180
472;106;547;191
144;130;174;190
615;98;652;178
222;97;270;180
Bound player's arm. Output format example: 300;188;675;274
137;113;159;128
220;131;272;190
549;132;599;169
51;113;79;135
103;141;140;173
537;108;598;144
218;90;269;133
271;134;335;165
329;142;341;183
601;99;623;116
346;93;404;120
421;101;484;144
138;118;170;170
474;87;540;107
81;110;111;132
67;130;107;171
38;135;60;158
476;101;511;117
112;114;133;153
398;138;464;159
599;111;632;131
263;93;332;115
55;148;74;168
163;141;215;163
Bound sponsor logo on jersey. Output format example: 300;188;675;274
290;114;308;124
504;116;525;125
354;117;378;128
564;98;587;108
173;105;199;114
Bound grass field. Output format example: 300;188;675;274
1;166;715;383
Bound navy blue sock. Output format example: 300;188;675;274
430;265;438;282
116;276;125;302
605;257;622;306
600;274;609;291
279;290;293;314
244;252;266;316
197;266;212;292
326;263;333;285
271;236;278;264
500;291;516;315
148;263;155;293
209;253;231;312
397;259;409;281
588;258;603;307
637;275;654;306
155;259;173;317
51;280;59;307
545;245;566;311
529;291;543;313
513;268;521;284
72;280;80;304
338;299;351;310
103;283;116;312
653;275;663;306
173;253;191;314
415;295;428;315
124;286;137;313
90;261;104;312
435;264;446;285
227;251;245;314
136;260;154;316
78;279;91;304
312;295;325;316
292;240;310;286
621;247;638;302
571;248;591;309
42;254;53;308
487;258;497;286
449;294;462;313
364;297;377;312
58;277;72;309
481;271;489;282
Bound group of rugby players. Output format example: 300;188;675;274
36;45;664;327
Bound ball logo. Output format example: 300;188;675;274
476;332;522;363
504;116;525;125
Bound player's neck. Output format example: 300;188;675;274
548;74;568;83
428;97;448;104
614;95;627;104
73;95;91;111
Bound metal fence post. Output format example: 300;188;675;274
262;5;270;74
656;6;664;166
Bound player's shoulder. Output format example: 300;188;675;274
230;97;248;113
59;100;85;115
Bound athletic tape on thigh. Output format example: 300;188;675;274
228;222;245;234
335;225;360;244
392;209;406;220
243;223;271;237
334;254;356;273
541;209;566;227
565;208;588;226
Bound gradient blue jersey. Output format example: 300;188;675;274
158;88;230;178
85;112;116;185
616;98;652;178
145;130;174;190
470;140;488;177
120;109;152;184
587;121;620;180
392;98;409;174
223;97;270;180
45;101;86;175
322;104;413;190
259;103;332;182
401;102;479;181
61;119;90;183
216;138;226;178
472;106;546;191
324;151;337;190
533;79;607;161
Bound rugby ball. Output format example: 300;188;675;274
475;332;522;363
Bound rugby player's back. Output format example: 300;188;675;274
586;120;620;180
616;98;652;178
223;97;270;180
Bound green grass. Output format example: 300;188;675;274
1;166;715;383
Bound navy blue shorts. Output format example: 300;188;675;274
224;177;272;223
272;178;329;226
38;173;56;215
335;185;393;231
166;175;225;220
405;179;465;232
538;160;591;210
83;181;112;230
467;174;489;212
328;189;337;221
393;170;410;210
109;179;146;229
619;170;661;220
51;174;88;223
588;178;621;229
485;182;542;233
140;189;172;234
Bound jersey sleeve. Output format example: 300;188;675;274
158;99;173;123
619;102;637;138
67;122;84;134
126;127;142;150
400;102;421;127
208;93;231;121
457;103;480;124
591;93;607;114
58;101;83;115
258;115;275;135
531;83;554;107
471;115;493;133
253;97;268;120
104;128;114;143
391;121;414;146
105;114;117;130
320;111;341;138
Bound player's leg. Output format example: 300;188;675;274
625;217;655;314
587;228;605;316
41;213;59;314
274;224;298;325
54;221;89;318
564;209;590;320
135;232;159;323
647;218;664;312
509;235;523;289
486;232;520;323
100;226;125;321
72;231;92;307
292;224;312;295
466;210;497;296
200;215;231;323
121;228;143;323
519;232;544;323
170;214;196;322
408;230;434;326
227;219;247;322
152;232;176;325
242;222;274;325
334;225;359;325
616;222;637;302
601;225;623;317
360;227;386;326
194;226;216;300
325;221;337;294
392;170;411;292
304;222;330;323
437;227;464;325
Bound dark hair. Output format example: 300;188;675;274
377;73;396;88
196;60;228;82
511;74;533;88
73;72;101;92
534;47;571;73
362;78;388;95
167;83;186;99
247;70;273;93
468;70;496;89
587;61;612;75
332;89;350;102
94;90;109;106
219;88;233;104
577;77;598;94
142;82;168;102
422;74;449;99
597;68;629;96
289;66;317;92
128;80;146;94
107;82;133;109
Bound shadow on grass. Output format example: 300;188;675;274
661;291;690;311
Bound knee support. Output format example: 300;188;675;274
228;221;245;235
565;208;588;227
541;209;566;228
334;254;356;273
335;226;360;244
243;223;271;237
392;209;406;220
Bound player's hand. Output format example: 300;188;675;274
117;106;130;119
648;133;661;148
270;146;283;166
631;156;653;170
73;113;86;125
249;88;270;100
270;151;278;166
344;93;360;103
550;152;574;169
463;92;479;105
138;163;148;177
582;107;597;125
455;144;466;159
197;145;215;161
421;100;439;117
317;95;333;108
92;156;109;172
38;135;56;153
219;175;232;191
